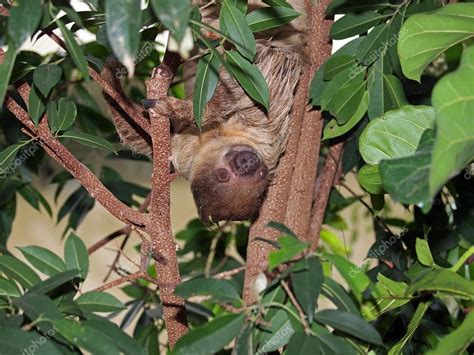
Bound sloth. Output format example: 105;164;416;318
106;3;305;222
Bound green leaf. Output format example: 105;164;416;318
292;256;323;324
32;65;62;97
268;236;309;271
106;0;142;76
64;232;89;279
388;302;431;355
359;105;435;165
267;221;297;238
323;55;356;80
60;130;117;153
26;270;80;296
320;229;347;256
13;293;63;327
175;277;241;302
286;331;321;354
427;311;474;355
380;128;435;206
357;164;383;194
0;278;21;298
221;0;256;61
0;255;40;289
407;269;474;300
355;23;389;65
246;6;300;33
0;144;23;173
330;11;385;40
398;3;474;81
28;85;47;125
18;246;66;277
193;53;220;127
0;45;18;110
49;98;77;133
7;0;42;48
430;44;474;197
321;65;364;111
324;253;371;301
173;314;245;354
314;309;384;346
415;238;434;267
151;0;192;43
56;19;90;81
52;319;122;354
233;324;253;355
367;53;392;119
76;291;126;312
327;80;366;124
259;310;295;352
383;74;408;109
0;327;63;355
225;50;269;109
323;91;368;140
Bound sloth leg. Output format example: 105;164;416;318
143;97;193;124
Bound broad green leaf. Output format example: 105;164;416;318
49;98;77;133
222;0;256;60
229;0;248;13
427;311;474;355
28;85;46;125
407;269;474;300
388;302;431;355
259;310;294;352
18;246;66;277
18;183;52;217
359;105;435;165
7;0;42;48
246;6;300;33
32;65;62;97
76;291;125;312
173;314;245;354
430;44;474;197
326;0;391;16
85;318;147;354
106;0;142;76
398;3;474;81
27;269;80;295
225;50;269;109
193;53;220;127
0;255;40;289
327;80;366;124
323;55;356;80
355;23;389;65
330;11;385;40
324;253;370;301
64;232;89;279
292;256;323;324
383;74;408;109
267;221;297;238
151;0;192;43
368;53;392;119
323;91;368;140
311;324;357;354
314;309;384;346
263;0;292;8
57;19;90;81
175;277;241;302
52;319;122;354
415;238;434;267
319;229;347;256
0;45;18;110
0;327;63;355
268;236;309;271
321;64;364;111
13;293;63;331
60;130;117;153
0;278;21;298
357;164;383;194
286;331;320;355
233;324;253;355
380;129;435;206
0;144;23;172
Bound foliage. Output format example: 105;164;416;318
0;0;473;354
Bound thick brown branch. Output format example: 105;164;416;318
146;51;188;347
308;142;344;251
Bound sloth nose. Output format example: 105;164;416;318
234;151;259;175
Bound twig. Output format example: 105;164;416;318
281;280;311;333
213;266;245;280
94;271;146;292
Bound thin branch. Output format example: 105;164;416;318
94;271;146;292
281;280;311;333
213;266;246;280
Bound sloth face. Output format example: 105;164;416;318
190;144;269;223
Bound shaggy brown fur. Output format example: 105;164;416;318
109;1;305;222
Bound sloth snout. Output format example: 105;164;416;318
233;151;260;176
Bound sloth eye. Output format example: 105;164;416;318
215;168;230;183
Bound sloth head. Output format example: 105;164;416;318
189;141;269;223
